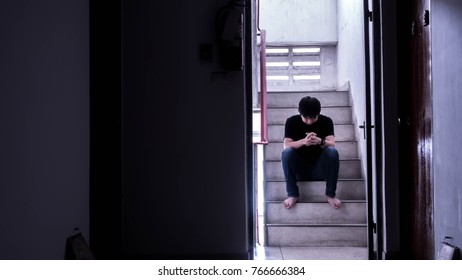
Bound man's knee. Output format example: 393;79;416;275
281;147;297;162
323;146;339;160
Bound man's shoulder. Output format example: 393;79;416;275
287;114;300;120
318;114;333;123
286;114;301;123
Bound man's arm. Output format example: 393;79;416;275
283;133;335;149
321;135;335;148
283;137;305;149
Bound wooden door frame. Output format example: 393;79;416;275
363;0;384;260
409;0;434;259
397;0;434;259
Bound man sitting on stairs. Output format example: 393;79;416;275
281;96;341;210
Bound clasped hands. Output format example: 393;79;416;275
301;132;321;146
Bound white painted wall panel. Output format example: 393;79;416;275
337;0;366;171
260;0;338;43
432;0;462;258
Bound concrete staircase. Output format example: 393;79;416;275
261;46;368;258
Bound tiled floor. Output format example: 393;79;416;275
254;246;368;260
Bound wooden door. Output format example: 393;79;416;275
409;0;433;260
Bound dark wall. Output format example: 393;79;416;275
0;0;89;259
0;0;251;259
120;0;252;258
379;0;401;259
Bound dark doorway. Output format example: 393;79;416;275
89;0;123;259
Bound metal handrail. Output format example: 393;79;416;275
254;0;268;145
258;29;268;144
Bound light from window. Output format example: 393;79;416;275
266;48;289;54
267;76;290;80
293;47;321;53
293;75;321;80
293;61;321;67
266;62;290;67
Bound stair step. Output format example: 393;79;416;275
268;124;356;142
265;202;366;224
255;245;368;260
267;107;352;125
265;141;358;161
267;68;321;77
266;53;320;61
278;246;368;260
267;82;334;92
265;159;363;181
267;91;349;107
266;226;367;247
265;180;366;201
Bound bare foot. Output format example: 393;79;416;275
327;196;342;209
283;197;299;209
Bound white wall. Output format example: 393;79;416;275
432;0;462;258
336;0;367;174
260;0;337;43
0;0;89;259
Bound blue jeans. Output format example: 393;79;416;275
281;146;339;198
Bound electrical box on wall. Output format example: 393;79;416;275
437;240;460;260
215;1;244;71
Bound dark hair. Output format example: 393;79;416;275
298;96;321;118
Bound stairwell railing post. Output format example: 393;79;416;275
259;29;268;144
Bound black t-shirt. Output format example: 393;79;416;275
283;114;335;164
